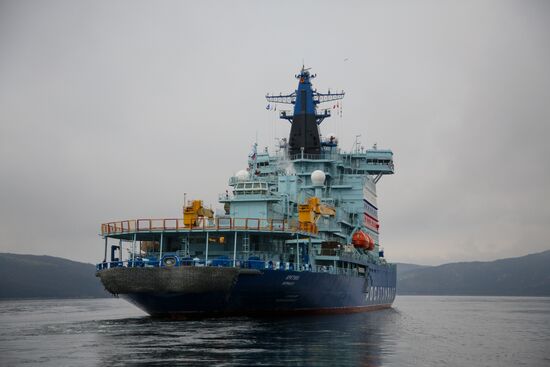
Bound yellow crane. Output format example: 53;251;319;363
298;197;336;233
183;200;214;228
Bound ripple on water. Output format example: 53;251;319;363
1;297;550;366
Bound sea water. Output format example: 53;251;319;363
0;296;548;366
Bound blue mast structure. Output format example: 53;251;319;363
266;66;344;155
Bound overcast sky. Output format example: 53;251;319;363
1;0;549;265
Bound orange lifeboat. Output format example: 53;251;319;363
352;231;375;251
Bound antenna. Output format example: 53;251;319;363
265;68;344;155
351;135;361;153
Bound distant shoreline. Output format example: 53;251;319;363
2;295;550;302
2;251;549;299
0;295;113;301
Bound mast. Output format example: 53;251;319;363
266;66;344;156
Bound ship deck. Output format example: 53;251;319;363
101;217;317;241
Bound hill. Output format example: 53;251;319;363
0;253;110;299
395;262;430;276
397;250;550;296
1;251;549;299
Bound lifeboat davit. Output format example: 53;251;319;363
352;231;375;251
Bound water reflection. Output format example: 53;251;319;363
3;298;549;366
96;309;400;366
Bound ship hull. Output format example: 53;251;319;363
99;265;396;317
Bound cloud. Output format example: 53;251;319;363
0;0;549;265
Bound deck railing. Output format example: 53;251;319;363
95;258;361;277
101;217;303;236
288;152;339;161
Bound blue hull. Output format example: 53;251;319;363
121;265;396;317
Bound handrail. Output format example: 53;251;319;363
289;152;339;161
95;259;365;279
101;217;304;236
95;258;361;276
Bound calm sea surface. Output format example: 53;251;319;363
0;296;548;366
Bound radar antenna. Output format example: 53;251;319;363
265;67;345;155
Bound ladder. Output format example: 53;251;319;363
242;233;250;254
181;237;190;257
